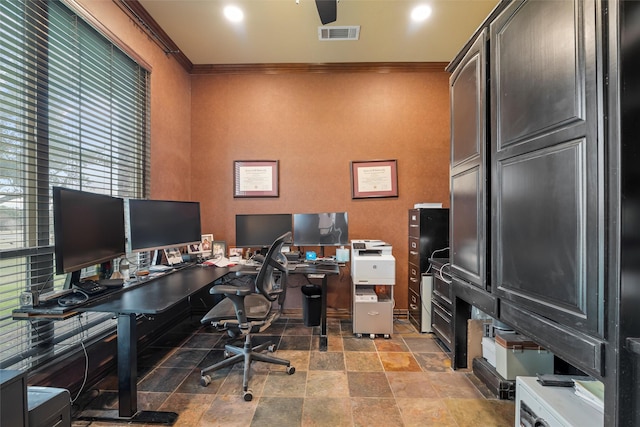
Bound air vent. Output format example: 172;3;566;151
318;26;360;41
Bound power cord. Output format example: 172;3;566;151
424;246;450;274
58;289;90;307
436;262;451;284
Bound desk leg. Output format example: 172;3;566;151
320;276;328;351
118;313;137;417
78;313;178;424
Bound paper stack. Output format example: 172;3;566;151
573;379;604;413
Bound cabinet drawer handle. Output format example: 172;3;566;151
367;311;380;316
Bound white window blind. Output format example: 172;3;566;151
0;0;150;370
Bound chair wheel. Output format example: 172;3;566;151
267;344;276;352
384;334;391;339
243;390;253;401
356;333;362;338
200;375;211;387
369;334;376;339
286;366;295;375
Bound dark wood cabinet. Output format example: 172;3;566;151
490;0;602;338
446;0;640;424
449;29;489;291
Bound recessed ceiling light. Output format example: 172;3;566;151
411;5;432;22
224;5;244;23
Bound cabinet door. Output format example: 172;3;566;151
449;29;488;290
490;0;602;335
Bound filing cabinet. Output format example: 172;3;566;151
407;208;449;332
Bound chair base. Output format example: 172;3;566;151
200;333;295;401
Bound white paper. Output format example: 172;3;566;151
238;166;273;192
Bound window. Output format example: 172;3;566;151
0;0;149;370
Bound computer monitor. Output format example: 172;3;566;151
53;187;126;285
127;199;202;252
293;212;349;246
235;214;292;249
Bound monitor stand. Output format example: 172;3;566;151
64;270;82;289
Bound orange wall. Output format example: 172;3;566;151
191;72;451;311
73;1;451;312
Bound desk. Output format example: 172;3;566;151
76;265;232;424
13;262;339;423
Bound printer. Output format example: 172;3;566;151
351;240;395;285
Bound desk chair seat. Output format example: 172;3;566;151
199;232;295;401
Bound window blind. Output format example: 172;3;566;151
0;0;150;370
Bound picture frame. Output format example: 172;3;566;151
187;242;202;254
350;159;398;199
212;241;227;259
234;160;279;198
200;234;213;256
229;247;244;258
163;248;183;266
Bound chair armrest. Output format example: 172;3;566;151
210;284;254;296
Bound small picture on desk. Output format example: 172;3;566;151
164;248;183;265
212;241;226;259
200;234;213;256
187;243;202;254
229;247;243;258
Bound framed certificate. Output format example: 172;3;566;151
233;160;279;198
350;159;398;199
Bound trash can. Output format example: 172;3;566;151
301;284;322;327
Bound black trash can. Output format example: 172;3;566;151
300;284;322;327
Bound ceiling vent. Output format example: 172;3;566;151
318;26;360;41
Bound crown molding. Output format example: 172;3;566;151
113;0;193;72
191;62;449;75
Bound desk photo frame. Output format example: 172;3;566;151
212;241;226;259
350;159;398;199
200;234;213;257
234;160;279;198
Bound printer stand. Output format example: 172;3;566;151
352;283;394;338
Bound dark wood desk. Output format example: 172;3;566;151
13;261;340;423
76;265;232;424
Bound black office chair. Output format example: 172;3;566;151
199;232;295;401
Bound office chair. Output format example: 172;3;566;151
199;232;295;401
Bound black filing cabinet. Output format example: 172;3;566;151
408;208;449;332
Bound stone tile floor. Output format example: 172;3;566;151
70;317;514;426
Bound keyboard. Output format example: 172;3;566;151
73;280;107;295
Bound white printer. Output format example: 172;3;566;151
351;240;395;285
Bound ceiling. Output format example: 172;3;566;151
135;0;499;66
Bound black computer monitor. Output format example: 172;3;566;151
127;199;202;252
235;214;292;249
293;212;349;246
53;187;126;284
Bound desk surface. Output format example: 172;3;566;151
80;266;232;315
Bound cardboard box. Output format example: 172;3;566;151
495;333;554;380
